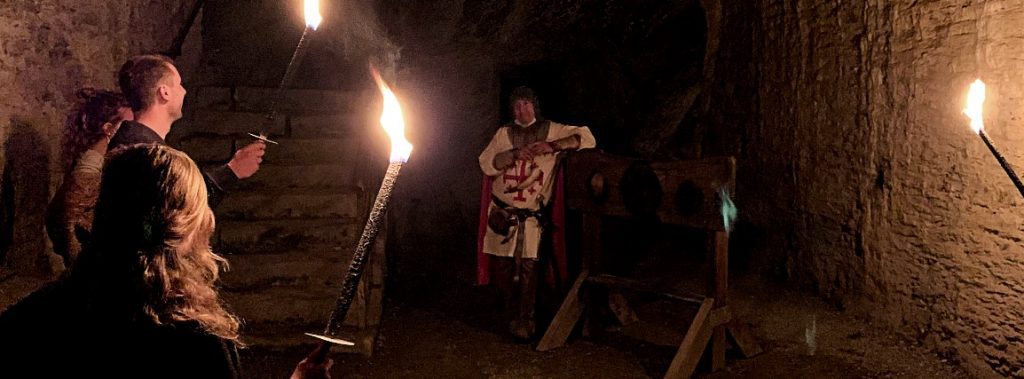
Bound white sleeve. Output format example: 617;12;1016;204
478;128;513;177
73;149;105;175
548;121;596;149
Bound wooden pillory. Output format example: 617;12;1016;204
536;150;761;378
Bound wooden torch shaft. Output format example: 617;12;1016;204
979;130;1024;200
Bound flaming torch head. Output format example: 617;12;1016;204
304;0;322;30
964;79;986;134
371;68;413;163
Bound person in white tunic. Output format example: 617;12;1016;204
478;86;596;339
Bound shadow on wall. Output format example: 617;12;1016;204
0;117;53;276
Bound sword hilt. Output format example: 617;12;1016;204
312;341;331;364
304;332;354;363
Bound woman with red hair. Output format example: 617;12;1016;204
46;88;133;267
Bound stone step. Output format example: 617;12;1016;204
216;217;361;255
230;163;357;190
223;284;381;330
223;287;334;324
192;109;287;136
221;251;348;292
290;113;372;139
178;136;362;165
193;86;369;115
220;244;385;291
241;323;374;355
216;188;363;221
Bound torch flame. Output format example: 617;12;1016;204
964;79;986;134
371;68;413;163
304;0;322;30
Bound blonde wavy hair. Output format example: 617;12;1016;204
73;144;240;341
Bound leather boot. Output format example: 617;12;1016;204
510;259;538;340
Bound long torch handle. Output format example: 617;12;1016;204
263;26;313;130
979;130;1024;200
323;162;403;336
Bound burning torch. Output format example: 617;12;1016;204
963;79;1024;200
305;67;413;357
253;0;322;143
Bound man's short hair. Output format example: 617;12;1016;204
507;86;540;108
118;55;175;112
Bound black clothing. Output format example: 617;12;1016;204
0;279;242;378
109;121;237;208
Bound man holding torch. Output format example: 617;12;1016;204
478;86;596;340
110;54;266;208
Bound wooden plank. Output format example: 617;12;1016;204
711;231;729;305
536;271;590;351
664;298;715;379
586;274;705;305
712;327;726;371
607;290;639;326
727;322;763;358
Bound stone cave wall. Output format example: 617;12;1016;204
0;1;197;274
746;1;1024;376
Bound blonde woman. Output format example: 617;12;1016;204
4;144;331;378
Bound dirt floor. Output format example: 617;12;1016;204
1;262;972;379
238;274;970;379
0;252;971;379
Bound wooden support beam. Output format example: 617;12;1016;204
664;298;715;379
586;274;706;305
709;231;729;371
536;271;590;351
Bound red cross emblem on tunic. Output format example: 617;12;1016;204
503;160;544;202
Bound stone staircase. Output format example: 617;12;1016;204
172;85;389;353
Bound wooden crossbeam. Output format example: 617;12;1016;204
586;274;706;305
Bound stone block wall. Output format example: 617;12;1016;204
745;1;1024;376
0;0;195;273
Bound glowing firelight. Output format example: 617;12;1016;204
964;79;986;134
371;69;414;163
304;0;322;30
